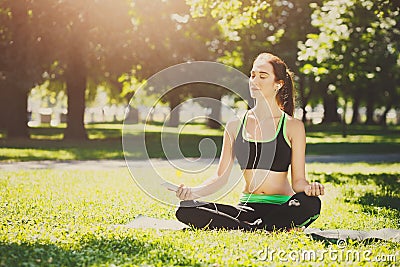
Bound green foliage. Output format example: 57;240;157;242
187;0;270;41
298;0;400;123
0;163;399;266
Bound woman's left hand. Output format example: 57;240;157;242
304;182;325;196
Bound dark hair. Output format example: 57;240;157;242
255;53;295;116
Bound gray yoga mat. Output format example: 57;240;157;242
114;215;400;243
113;214;188;231
304;228;400;243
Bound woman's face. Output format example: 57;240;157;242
249;58;279;99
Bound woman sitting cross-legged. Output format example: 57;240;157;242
175;52;324;231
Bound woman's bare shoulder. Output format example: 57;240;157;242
225;115;241;133
285;114;305;137
286;114;304;126
226;115;242;124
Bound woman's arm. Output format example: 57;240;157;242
176;117;239;200
288;117;324;196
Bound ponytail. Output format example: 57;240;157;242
276;69;295;116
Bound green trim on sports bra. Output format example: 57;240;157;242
282;114;291;148
240;193;292;204
237;111;291;147
234;110;292;171
241;112;284;143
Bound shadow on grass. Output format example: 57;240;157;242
357;193;400;211
306;142;400;155
0;235;198;266
316;172;399;193
143;132;222;159
314;171;400;214
305;123;400;136
0;132;223;161
29;126;123;139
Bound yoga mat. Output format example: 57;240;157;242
113;214;188;230
304;228;400;243
114;215;400;243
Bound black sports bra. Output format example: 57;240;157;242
234;112;291;172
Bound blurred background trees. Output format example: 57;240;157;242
0;0;399;139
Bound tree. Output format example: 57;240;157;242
298;0;400;125
186;0;326;122
47;1;136;139
0;0;137;139
0;1;52;138
272;0;324;122
126;0;227;127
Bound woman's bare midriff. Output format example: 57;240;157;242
243;169;295;196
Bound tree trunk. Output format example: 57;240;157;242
298;75;314;123
350;96;360;125
0;86;7;131
297;75;307;122
365;94;375;125
379;103;392;126
124;92;139;124
1;86;29;138
207;95;222;129
64;61;88;140
3;1;30;139
301;105;307;123
341;99;348;138
167;95;181;127
126;106;139;124
322;93;340;123
63;25;88;140
8;88;29;138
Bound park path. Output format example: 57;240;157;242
0;153;399;171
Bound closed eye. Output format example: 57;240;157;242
250;71;269;79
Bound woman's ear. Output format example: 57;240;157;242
276;81;284;89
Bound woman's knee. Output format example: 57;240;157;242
292;192;321;214
175;201;209;224
309;196;321;214
175;205;193;223
306;194;321;214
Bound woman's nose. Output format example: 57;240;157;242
249;77;259;86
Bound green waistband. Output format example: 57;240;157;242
240;193;291;204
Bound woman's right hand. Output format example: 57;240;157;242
176;184;196;200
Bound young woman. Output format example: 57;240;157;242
175;52;324;231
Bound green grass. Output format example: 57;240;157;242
0;123;399;162
0;163;399;266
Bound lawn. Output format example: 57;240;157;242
0;162;399;266
0;123;399;162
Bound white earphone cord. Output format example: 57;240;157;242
233;99;262;219
213;108;258;218
214;100;271;222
